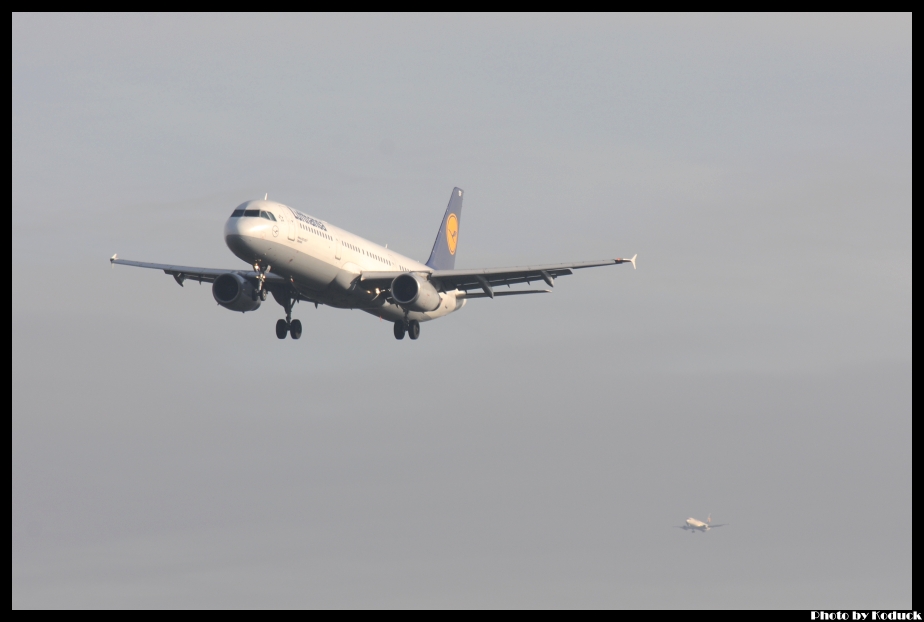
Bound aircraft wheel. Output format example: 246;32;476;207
289;319;302;340
408;320;420;340
276;319;288;339
393;322;406;340
260;289;268;301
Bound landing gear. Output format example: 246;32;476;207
289;319;302;340
252;261;272;301
276;318;302;340
394;318;420;340
275;291;301;340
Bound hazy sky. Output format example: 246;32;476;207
12;13;911;608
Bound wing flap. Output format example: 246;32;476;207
457;289;551;299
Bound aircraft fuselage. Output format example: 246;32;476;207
224;199;464;323
684;517;711;531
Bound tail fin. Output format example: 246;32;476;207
426;188;463;270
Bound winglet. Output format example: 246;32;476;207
111;253;118;268
615;254;637;269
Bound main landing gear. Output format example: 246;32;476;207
276;318;301;340
276;292;301;340
393;320;420;340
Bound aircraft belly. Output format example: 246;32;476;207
359;293;465;323
360;305;438;323
362;304;405;322
420;293;462;321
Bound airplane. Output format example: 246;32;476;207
676;515;727;533
110;187;636;341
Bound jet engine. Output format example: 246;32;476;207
212;273;261;312
390;272;441;312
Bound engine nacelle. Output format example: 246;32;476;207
212;273;261;313
391;272;441;312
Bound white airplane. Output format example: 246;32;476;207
111;188;636;341
677;515;727;533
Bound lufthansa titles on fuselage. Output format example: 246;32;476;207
290;208;328;232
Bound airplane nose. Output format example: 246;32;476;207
225;215;265;239
224;216;246;238
225;216;263;259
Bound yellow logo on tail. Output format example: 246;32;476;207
446;213;458;255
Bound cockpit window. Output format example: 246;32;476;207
232;208;277;220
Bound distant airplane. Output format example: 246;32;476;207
111;188;636;341
676;515;727;533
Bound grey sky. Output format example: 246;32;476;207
12;13;911;608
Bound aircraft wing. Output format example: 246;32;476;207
110;256;288;286
359;257;635;298
708;524;728;528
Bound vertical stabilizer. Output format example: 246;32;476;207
426;188;463;270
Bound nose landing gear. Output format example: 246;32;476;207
252;262;271;302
